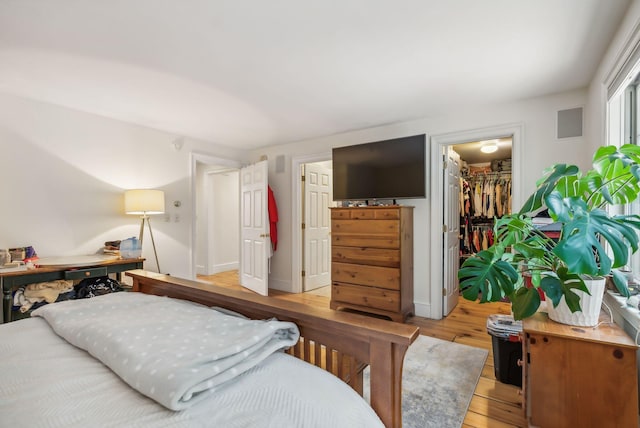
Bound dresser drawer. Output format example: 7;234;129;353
64;267;108;280
332;262;399;290
332;246;400;268
332;282;400;312
370;209;400;220
332;233;399;249
332;209;357;219
331;208;400;220
332;219;399;235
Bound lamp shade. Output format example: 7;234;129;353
124;189;165;215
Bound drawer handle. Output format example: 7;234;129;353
85;272;91;277
517;359;524;367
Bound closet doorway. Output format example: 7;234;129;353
451;138;513;313
430;124;522;319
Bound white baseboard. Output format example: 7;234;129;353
209;262;239;275
268;277;292;292
415;301;436;319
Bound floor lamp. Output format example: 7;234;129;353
124;189;165;273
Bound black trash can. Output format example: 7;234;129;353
487;314;523;387
490;334;522;387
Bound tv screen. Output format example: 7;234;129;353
332;134;426;202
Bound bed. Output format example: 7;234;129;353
0;270;419;428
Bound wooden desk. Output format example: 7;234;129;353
523;312;638;427
0;256;144;323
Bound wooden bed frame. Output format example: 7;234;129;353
127;270;420;428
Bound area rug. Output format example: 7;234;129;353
364;334;488;428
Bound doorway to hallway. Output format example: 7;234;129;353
291;152;335;294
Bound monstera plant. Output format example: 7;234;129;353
458;144;640;320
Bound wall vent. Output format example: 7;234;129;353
557;107;583;139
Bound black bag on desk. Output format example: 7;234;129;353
74;276;122;299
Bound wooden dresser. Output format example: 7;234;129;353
330;206;414;322
523;312;638;427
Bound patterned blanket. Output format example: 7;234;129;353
32;292;299;410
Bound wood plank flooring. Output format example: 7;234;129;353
198;271;526;428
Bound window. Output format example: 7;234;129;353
610;70;640;275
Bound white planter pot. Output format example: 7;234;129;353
545;277;606;327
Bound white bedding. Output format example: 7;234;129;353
0;303;383;428
31;292;300;410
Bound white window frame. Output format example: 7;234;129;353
610;72;640;276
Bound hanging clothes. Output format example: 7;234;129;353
473;181;483;217
463;172;511;221
268;185;279;252
458;170;512;260
495;181;503;217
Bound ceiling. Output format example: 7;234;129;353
453;138;512;165
0;0;631;150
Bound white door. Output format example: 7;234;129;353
443;147;461;315
239;160;269;296
303;162;332;291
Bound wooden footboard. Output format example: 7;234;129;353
127;270;419;428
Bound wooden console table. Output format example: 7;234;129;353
523;312;638;427
0;256;144;323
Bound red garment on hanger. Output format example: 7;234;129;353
268;185;279;251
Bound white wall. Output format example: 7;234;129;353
0;93;247;279
3;20;628;316
251;88;591;318
588;0;640;149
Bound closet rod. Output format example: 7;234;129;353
463;171;511;178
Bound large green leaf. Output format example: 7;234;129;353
594;144;640;172
545;192;577;223
611;269;631;298
552;205;640;275
458;249;519;303
539;276;563;306
590;144;640;207
553;174;583;200
618;144;640;180
618;143;640;161
511;240;550;261
519;164;579;215
493;215;556;268
539;268;588;312
583;170;607;208
493;214;545;250
510;287;541;320
596;158;639;205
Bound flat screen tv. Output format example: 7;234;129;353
332;134;426;202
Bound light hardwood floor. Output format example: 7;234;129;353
198;271;526;428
